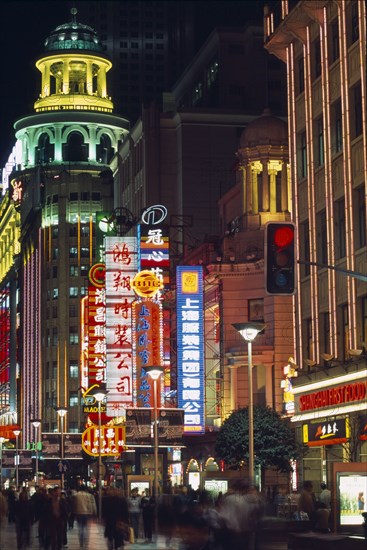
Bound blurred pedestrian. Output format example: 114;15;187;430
72;485;97;548
14;487;34;550
102;487;130;550
0;490;8;549
157;493;176;549
48;486;69;550
319;483;331;511
127;487;141;542
140;490;155;543
298;481;316;524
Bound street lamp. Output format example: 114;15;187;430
232;322;265;486
31;419;41;487
56;407;68;489
13;429;21;489
93;388;108;521
0;437;5;490
145;366;164;499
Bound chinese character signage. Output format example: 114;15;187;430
158;409;184;445
139;223;170;288
176;266;205;434
132;300;163;408
82;425;125;457
87;264;106;388
303;418;348;446
125;408;152;446
105;236;137;416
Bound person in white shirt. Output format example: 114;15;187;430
319;482;331;510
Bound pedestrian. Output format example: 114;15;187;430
358;492;365;511
0;490;8;549
72;485;97;548
298;481;316;524
102;487;130;550
48;486;69;550
14;487;34;550
34;486;52;549
127;487;141;542
65;489;75;529
157;493;176;549
140;490;155;543
218;480;264;550
319;482;331;511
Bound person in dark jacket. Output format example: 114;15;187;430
140;490;155;543
102;487;130;550
14;487;34;550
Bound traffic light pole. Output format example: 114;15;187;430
297;260;367;282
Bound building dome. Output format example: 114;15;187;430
44;8;104;53
240;108;288;148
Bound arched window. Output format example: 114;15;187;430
63;132;88;162
36;133;54;164
96;134;113;164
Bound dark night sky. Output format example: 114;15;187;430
0;1;265;168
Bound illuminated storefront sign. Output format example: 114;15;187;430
125;408;152;446
82;425;125;456
176;266;205;434
87;270;106;388
105;236;137;416
138;223;170;288
132;300;163;408
11;180;23;204
298;380;367;412
303;418;348;446
131;270;164;298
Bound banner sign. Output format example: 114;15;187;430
105;236;137;416
158;409;184;445
176;266;205;434
125;408;152;446
303;418;348;446
41;433;82;459
132;300;163;408
82;425;125;457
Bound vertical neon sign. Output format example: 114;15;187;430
176;266;205;434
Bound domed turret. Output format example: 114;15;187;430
240;108;288;148
44;8;104;53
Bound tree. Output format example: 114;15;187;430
215;405;300;475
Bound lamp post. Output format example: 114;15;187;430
0;437;5;490
31;419;41;487
145;366;164;499
13;429;21;489
56;407;67;489
93;389;108;521
232;322;265;486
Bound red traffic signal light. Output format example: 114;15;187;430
265;222;296;295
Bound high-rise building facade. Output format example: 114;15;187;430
8;10;128;446
264;0;366;484
74;0;196;125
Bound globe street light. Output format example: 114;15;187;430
31;420;41;487
145;366;164;499
93;388;108;521
56;407;68;489
13;429;21;490
232;323;265;486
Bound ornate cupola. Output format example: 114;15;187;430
237;108;290;230
14;8;129;168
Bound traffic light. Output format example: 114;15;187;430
265;222;296;295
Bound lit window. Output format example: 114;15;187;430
69;287;78;297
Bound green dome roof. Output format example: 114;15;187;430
44;8;104;53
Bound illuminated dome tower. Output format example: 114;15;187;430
10;9;129;448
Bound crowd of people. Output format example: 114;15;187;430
0;479;340;550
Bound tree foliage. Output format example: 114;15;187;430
215;405;300;472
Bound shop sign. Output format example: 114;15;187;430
125;408;152;446
303;418;348;446
158;409;184;445
82;425;125;457
176;266;205;434
131;270;164;298
41;433;82;459
359;414;367;440
298;380;367;412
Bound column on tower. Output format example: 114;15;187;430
261;159;269;211
86;61;93;95
97;65;107;98
62;60;70;94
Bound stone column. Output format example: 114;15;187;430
246;164;253;213
97;65;107;97
252;166;259;214
281;162;288;212
269;169;277;213
86;61;93;94
262;160;269;211
62;60;70;94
